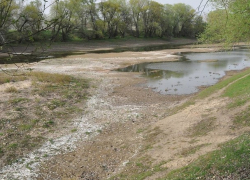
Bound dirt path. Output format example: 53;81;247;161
145;73;250;179
1;41;243;179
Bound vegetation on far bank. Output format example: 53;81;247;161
0;71;89;167
2;0;205;44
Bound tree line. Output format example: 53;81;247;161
1;0;206;44
200;0;250;44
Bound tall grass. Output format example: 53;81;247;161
29;71;71;84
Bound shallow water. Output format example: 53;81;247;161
118;48;250;95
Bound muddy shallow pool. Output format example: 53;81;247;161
117;48;250;95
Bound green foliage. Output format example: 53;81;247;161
2;0;205;43
172;3;196;37
200;0;250;44
199;10;227;43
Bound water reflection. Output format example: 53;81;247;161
117;48;250;95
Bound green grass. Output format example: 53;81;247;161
162;133;250;180
8;143;18;150
47;99;66;110
71;128;77;132
169;68;250;117
197;68;250;99
222;73;250;108
233;106;250;127
9;98;29;105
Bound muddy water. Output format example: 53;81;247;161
118;48;250;95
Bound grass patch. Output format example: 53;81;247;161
222;73;250;108
71;128;77;132
85;131;92;135
163;133;250;180
0;147;3;154
137;128;146;134
19;124;33;131
140;127;163;152
197;68;250;99
110;156;167;180
43;120;55;128
169;68;250;117
179;144;210;157
29;71;71;84
170;101;195;115
0;71;89;167
233;106;250;127
8;143;18;150
5;86;18;93
47;99;66;110
0;72;27;85
188;116;216;137
9;98;29;105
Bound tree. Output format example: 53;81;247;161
13;0;45;42
193;15;206;38
117;0;132;37
141;1;163;37
172;3;196;37
159;4;175;38
0;0;61;71
0;0;19;44
199;9;227;43
200;0;250;43
129;0;148;37
99;0;122;38
50;0;79;41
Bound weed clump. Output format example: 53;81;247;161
5;86;18;93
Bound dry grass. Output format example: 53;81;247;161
5;86;18;93
179;144;210;157
187;116;216;137
0;73;27;85
0;71;89;167
29;71;71;84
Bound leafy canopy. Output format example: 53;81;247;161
200;0;250;44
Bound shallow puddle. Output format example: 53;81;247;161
117;48;250;95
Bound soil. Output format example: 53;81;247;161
1;39;250;179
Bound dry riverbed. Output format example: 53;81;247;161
1;39;248;179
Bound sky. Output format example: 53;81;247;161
156;0;212;13
43;0;212;15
